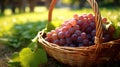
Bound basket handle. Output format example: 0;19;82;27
48;0;103;45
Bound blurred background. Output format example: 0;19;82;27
0;0;120;67
0;0;120;14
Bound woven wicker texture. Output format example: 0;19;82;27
38;0;120;67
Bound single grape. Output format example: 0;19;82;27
79;15;84;20
53;40;59;44
86;26;92;33
45;37;52;43
73;25;80;30
46;32;52;38
66;22;72;28
69;27;75;34
77;36;83;43
55;27;61;33
62;26;68;33
77;20;83;26
102;17;107;23
83;18;88;23
65;31;71;38
51;30;56;34
70;19;77;26
58;32;64;39
90;22;95;29
83;14;88;18
74;30;81;36
81;23;89;32
73;14;79;20
87;34;92;40
71;34;78;41
52;33;58;40
59;39;66;45
81;32;87;39
83;39;89;46
90;16;95;22
66;38;72;44
87;13;93;19
108;25;115;35
91;29;96;36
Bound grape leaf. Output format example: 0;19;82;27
19;48;47;67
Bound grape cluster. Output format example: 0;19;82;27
45;14;115;47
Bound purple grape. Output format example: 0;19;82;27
45;37;52;43
78;43;84;47
53;40;59;44
65;31;71;38
77;20;83;26
81;23;89;32
81;32;87;39
59;39;66;45
87;34;92;40
86;26;92;33
58;32;64;39
90;22;95;29
83;39;89;46
77;36;83;43
71;34;77;41
74;30;81;36
66;38;72;44
91;29;96;36
62;26;68;33
69;27;75;34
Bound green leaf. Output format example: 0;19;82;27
19;48;47;67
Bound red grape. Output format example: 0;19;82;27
87;13;93;19
79;15;84;20
73;14;79;20
70;19;77;26
52;33;58;40
46;32;52;38
73;25;80;30
102;17;107;23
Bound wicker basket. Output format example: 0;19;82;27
38;0;120;67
